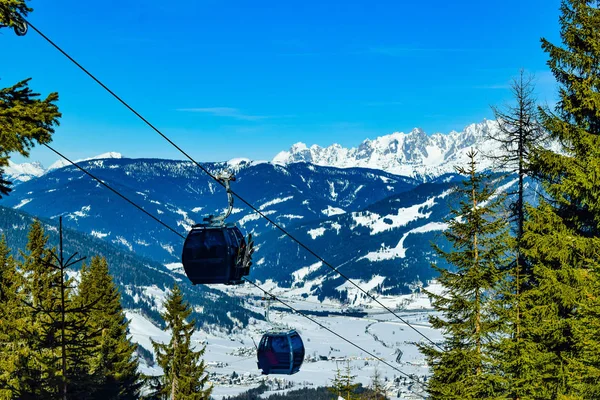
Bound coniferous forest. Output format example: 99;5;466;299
1;0;600;399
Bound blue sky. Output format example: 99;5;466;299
4;0;562;166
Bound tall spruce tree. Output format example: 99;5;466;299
151;284;211;400
0;235;23;399
16;220;62;399
485;70;547;398
77;256;141;400
16;221;101;400
516;0;600;397
419;150;509;399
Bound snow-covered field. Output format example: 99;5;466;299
127;282;443;399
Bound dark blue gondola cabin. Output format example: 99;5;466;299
181;224;249;285
257;330;305;375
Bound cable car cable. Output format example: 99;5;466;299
43;144;186;240
243;278;428;397
25;18;443;351
40;145;429;398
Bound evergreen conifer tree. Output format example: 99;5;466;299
419;150;509;399
16;220;61;399
328;363;345;398
516;0;600;397
0;0;30;28
486;70;547;398
151;284;211;400
328;361;360;400
366;365;386;400
0;235;23;399
77;256;141;400
0;77;61;197
16;221;101;399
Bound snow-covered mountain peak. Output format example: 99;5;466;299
5;160;46;183
272;119;501;180
47;152;123;171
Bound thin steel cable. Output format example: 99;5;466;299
43;144;185;240
39;144;429;398
26;18;442;351
243;278;428;397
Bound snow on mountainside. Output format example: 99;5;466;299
47;151;123;171
273;119;503;179
5;160;46;183
0;158;419;276
4;152;124;185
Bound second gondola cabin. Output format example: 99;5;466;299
257;330;305;375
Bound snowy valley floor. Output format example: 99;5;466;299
126;282;443;399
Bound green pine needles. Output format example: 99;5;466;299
419;150;510;399
151;284;212;400
0;78;61;197
0;222;142;399
420;1;600;398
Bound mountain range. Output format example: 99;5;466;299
273;119;504;180
1;119;539;303
7;119;503;184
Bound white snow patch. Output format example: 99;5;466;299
292;262;323;283
279;214;303;220
336;275;385;293
329;222;342;234
161;243;175;255
91;230;109;239
351;194;448;235
360;222;448;262
307;227;326;239
14;198;32;209
258;196;293;211
66;205;91;220
48;152;122;171
238;210;275;226
321;206;346;216
114;236;133;252
328;181;338;200
164;262;185;275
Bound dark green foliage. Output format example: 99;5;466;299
0;79;61;197
151;284;211;400
0;222;149;399
77;256;141;399
0;0;30;27
327;361;361;400
486;70;548;398
223;384;338;400
19;221;104;399
419;150;509;399
512;1;600;397
0;235;23;400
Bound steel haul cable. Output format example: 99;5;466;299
24;18;443;351
41;144;429;398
